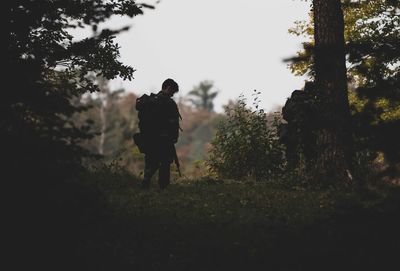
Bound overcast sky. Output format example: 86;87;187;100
81;0;311;112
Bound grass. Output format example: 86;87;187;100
32;169;400;271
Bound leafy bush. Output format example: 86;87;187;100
207;92;286;181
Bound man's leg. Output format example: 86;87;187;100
158;162;171;189
143;156;159;189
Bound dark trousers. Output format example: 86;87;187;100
142;155;171;189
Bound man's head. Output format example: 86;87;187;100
162;78;179;97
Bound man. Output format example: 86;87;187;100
138;78;181;189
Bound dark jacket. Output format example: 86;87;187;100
155;91;180;144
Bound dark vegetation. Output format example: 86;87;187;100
39;168;400;270
6;0;399;270
287;0;400;182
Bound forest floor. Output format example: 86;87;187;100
33;170;400;271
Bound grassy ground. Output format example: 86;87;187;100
32;170;400;271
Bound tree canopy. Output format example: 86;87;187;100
187;81;219;112
5;0;149;180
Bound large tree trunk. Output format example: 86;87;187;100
312;0;352;183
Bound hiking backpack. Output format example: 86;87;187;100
132;93;161;153
135;92;163;136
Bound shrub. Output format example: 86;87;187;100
207;92;286;181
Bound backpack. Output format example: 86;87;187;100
135;92;163;135
133;92;165;153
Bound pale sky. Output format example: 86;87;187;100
80;0;311;112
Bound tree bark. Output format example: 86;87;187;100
312;0;352;183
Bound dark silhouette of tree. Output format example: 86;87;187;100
5;0;150;181
187;81;219;112
288;0;400;178
312;0;353;183
5;1;152;268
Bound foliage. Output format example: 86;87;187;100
6;3;150;263
208;91;286;181
73;86;145;174
62;169;400;270
288;0;400;172
5;0;149;182
173;101;222;176
187;80;219;112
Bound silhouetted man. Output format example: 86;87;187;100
136;78;181;189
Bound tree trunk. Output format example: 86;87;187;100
312;0;352;183
99;98;106;155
